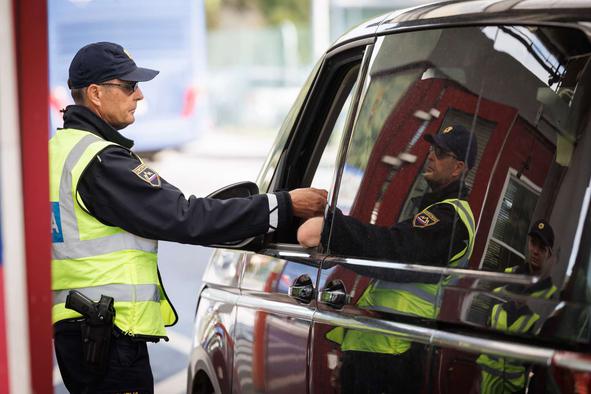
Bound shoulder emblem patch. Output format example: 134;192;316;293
413;210;440;228
132;163;161;188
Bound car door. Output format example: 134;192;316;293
308;21;591;394
223;41;371;393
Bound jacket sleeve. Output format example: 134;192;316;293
77;146;292;245
325;203;467;267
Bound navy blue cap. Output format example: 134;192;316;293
424;124;478;169
68;42;159;89
528;219;554;249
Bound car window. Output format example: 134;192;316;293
265;46;368;244
323;24;591;287
258;58;323;192
310;70;359;190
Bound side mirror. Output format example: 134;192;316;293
206;181;264;250
206;181;259;200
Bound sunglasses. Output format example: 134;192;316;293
98;81;139;95
429;145;458;160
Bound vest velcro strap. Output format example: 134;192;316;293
53;232;157;260
53;283;160;305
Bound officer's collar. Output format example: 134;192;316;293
432;180;470;200
417;180;469;209
60;105;134;149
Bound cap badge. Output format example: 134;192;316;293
538;223;545;230
123;48;133;60
443;126;453;134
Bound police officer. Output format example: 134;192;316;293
477;220;557;394
298;125;477;393
50;42;327;393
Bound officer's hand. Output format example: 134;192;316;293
297;216;324;247
289;188;328;219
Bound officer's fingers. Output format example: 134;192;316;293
289;190;326;218
308;191;328;216
310;188;328;198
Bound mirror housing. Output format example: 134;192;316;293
206;181;265;250
206;181;259;200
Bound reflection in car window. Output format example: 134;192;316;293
325;25;591;291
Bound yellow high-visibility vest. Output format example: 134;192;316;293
477;275;556;393
50;128;177;338
326;199;475;355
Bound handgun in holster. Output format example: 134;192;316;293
65;290;115;372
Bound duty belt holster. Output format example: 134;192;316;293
65;290;115;373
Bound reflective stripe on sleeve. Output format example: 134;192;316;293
267;193;278;233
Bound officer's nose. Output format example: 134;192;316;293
427;150;436;161
134;86;144;100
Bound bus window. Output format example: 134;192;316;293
48;0;209;153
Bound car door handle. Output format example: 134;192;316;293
288;274;315;304
318;280;350;309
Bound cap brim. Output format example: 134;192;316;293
423;134;435;144
528;230;551;247
119;67;159;82
423;134;451;151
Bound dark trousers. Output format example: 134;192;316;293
340;346;424;394
54;320;154;394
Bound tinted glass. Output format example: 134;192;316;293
318;24;591;350
326;25;591;279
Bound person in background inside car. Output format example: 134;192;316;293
50;41;327;393
476;219;557;394
298;125;477;393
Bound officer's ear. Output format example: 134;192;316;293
452;160;467;178
86;84;102;108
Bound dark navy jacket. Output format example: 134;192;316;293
326;181;471;267
61;105;292;245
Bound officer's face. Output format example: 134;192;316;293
527;235;551;275
92;79;144;130
424;145;465;188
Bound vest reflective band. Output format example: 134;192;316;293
498;266;558;300
476;304;541;393
477;356;526;394
327;198;475;355
433;199;475;269
50;129;177;337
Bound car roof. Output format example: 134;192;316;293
331;0;591;50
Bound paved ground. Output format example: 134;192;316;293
53;129;274;393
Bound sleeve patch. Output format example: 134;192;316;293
132;163;162;188
413;209;440;228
